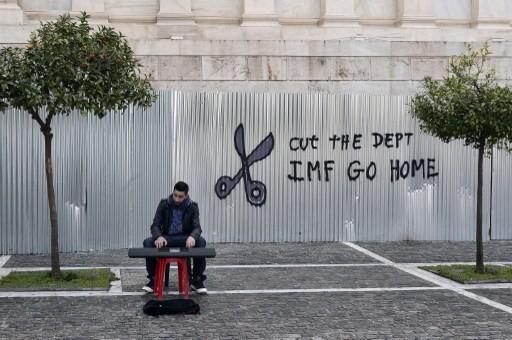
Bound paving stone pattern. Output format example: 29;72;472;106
1;291;512;339
355;241;512;263
121;266;435;292
2;241;512;339
4;248;145;268
471;289;512;310
4;242;377;268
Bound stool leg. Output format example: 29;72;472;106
183;269;189;299
165;263;170;288
187;258;192;283
179;259;189;299
177;260;183;294
154;259;166;300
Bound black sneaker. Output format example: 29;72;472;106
190;279;207;295
142;280;154;293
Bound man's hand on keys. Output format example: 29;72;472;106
154;236;167;248
186;236;196;249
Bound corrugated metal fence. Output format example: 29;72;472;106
0;91;510;254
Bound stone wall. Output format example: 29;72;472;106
133;40;512;94
1;0;512;93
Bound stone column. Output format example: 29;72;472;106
435;0;472;27
397;0;435;27
357;0;397;26
0;0;24;24
71;0;107;21
319;0;358;27
241;0;278;26
157;0;198;40
18;0;71;21
277;0;320;25
471;0;511;28
105;0;159;23
158;0;195;25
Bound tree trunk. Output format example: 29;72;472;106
476;140;485;274
43;130;61;279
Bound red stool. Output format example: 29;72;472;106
153;257;189;299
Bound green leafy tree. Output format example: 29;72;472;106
411;43;512;273
0;13;156;279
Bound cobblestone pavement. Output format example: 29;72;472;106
472;289;512;310
121;266;436;292
4;242;377;268
1;241;512;339
6;241;512;268
0;291;511;339
355;241;512;263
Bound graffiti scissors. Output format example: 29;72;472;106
215;124;274;206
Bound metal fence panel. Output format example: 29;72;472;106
0;91;502;254
491;150;512;240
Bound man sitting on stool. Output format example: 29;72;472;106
142;181;207;294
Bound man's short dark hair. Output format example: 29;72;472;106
174;181;189;194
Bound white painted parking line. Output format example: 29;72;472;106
108;268;122;293
0;268;11;279
402;261;512;266
3;260;512;272
0;256;11;268
343;242;394;265
0;286;447;298
464;283;512;290
2;263;387;272
1;257;511;300
2;266;141;272
0;291;145;298
396;264;464;289
208;263;386;268
205;287;446;295
0;284;509;299
454;289;512;314
2;261;511;272
345;242;512;315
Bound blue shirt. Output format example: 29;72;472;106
169;208;184;235
167;196;190;235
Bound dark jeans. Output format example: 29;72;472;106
142;234;207;283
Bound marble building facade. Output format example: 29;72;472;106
1;0;512;94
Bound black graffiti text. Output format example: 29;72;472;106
288;160;335;182
329;134;363;150
390;158;439;182
289;135;319;151
372;132;413;149
347;161;377;181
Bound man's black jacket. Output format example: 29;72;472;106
150;198;202;240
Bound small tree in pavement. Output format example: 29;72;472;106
0;13;156;278
411;43;512;273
